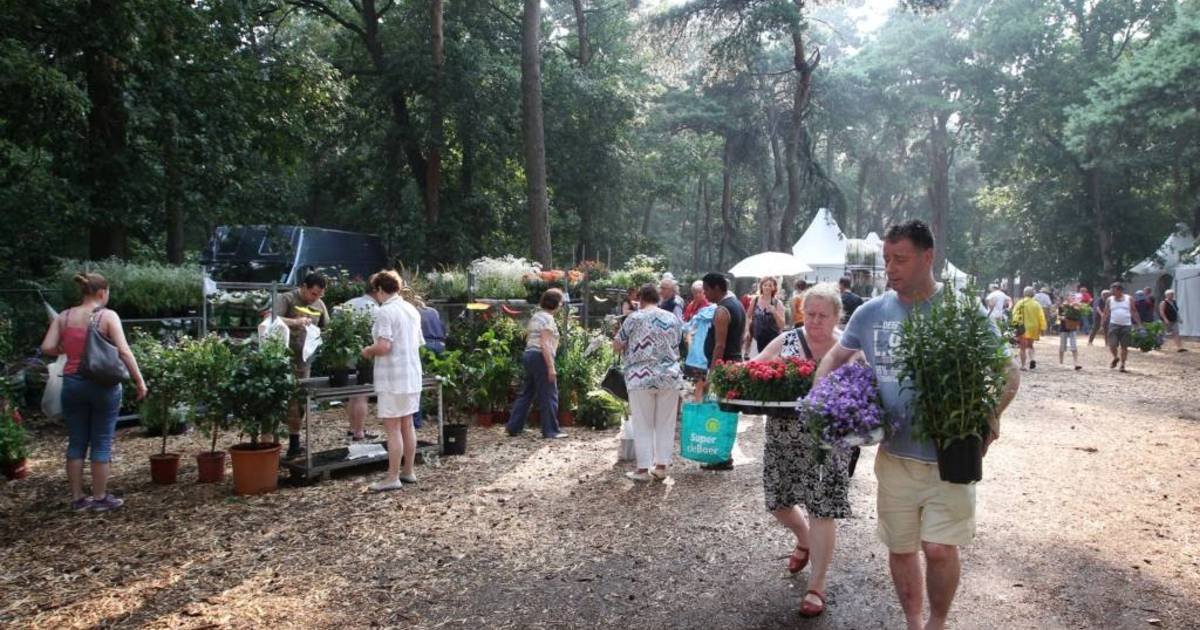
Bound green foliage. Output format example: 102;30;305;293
129;331;189;454
422;269;469;301
320;270;370;308
319;306;372;370
578;390;625;430
1131;322;1167;353
461;330;519;412
895;289;1011;446
218;337;297;446
0;316;15;365
555;328;614;412
55;259;202;317
179;334;236;453
420;347;466;419
0;403;29;465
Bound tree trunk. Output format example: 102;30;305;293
641;201;653;235
854;159;870;239
780;5;817;248
357;0;433;223
768;127;786;251
85;0;129;259
926;112;951;272
163;116;184;264
693;177;704;273
703;176;713;270
1084;164;1116;283
522;0;552;266
427;0;444;224
571;0;591;66
718;137;735;271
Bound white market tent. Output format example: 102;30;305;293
1174;262;1200;337
789;212;971;295
728;252;813;278
941;260;973;291
1128;223;1196;298
791;208;848;283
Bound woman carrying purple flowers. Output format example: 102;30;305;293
752;282;853;618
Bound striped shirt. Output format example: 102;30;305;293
372;295;425;394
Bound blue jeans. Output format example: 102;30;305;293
62;375;122;462
506;351;561;437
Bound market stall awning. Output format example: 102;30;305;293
728;252;813;278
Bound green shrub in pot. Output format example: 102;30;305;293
220;337;298;446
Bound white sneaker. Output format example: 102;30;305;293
625;471;652;482
368;479;404;493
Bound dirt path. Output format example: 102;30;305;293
2;337;1198;629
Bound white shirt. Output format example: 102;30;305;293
985;290;1009;320
1107;295;1133;326
372;296;425;394
344;295;379;320
1033;292;1052;309
524;310;559;354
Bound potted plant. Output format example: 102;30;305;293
578;389;625;430
896;289;1011;484
181;335;236;483
1131;322;1167;353
421;347;468;454
321;306;367;387
135;337;187;484
1059;302;1091;332
221;337;297;495
0;395;29;480
708;357;818;417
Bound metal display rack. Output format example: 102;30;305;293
283;375;445;481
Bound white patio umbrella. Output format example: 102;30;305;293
728;252;813;278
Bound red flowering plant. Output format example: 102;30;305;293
709;357;818;403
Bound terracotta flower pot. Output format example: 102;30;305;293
558;410;575;427
2;458;29;480
475;411;494;427
492;410;510;425
195;451;227;484
149;453;182;485
229;443;281;495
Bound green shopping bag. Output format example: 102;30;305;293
680;401;738;464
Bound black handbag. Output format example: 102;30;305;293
601;362;628;401
80;308;130;387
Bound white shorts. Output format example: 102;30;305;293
377;392;420;419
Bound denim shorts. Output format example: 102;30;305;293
62;374;123;462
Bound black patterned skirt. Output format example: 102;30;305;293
762;416;852;519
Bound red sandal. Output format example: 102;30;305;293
787;545;810;574
799;590;825;618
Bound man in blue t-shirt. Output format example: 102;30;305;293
815;220;1021;630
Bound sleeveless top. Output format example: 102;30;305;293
751;296;782;339
778;328;814;361
1164;300;1179;323
704;294;746;363
60;308;90;376
1108;295;1133;326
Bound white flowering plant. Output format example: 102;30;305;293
469;255;539;299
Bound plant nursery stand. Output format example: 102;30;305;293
283;375;445;481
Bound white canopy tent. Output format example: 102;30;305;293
1128;223;1196;297
941;260;974;291
791;208;847;283
1173;263;1200;337
728;252;813;278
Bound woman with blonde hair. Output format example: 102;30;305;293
752;282;851;618
40;273;147;511
1012;286;1048;370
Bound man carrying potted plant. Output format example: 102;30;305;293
360;271;424;492
815;220;1021;630
274;272;330;459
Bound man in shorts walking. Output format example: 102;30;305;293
816;220;1021;630
1102;282;1141;372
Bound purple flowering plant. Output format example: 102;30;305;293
798;362;891;451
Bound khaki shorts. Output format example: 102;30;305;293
875;450;976;553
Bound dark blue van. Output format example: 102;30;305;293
201;225;388;283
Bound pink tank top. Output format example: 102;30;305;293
61;326;87;375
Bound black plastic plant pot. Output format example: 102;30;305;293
329;368;351;388
443;423;468;456
356;362;374;385
936;435;983;484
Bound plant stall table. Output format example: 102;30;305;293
283;375;445;481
